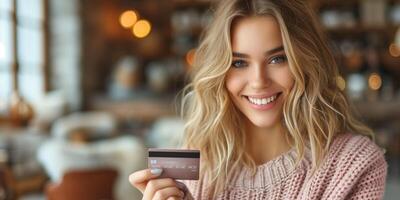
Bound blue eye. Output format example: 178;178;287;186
231;60;248;68
269;55;287;64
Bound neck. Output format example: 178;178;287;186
245;122;292;165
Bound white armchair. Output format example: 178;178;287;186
146;117;185;148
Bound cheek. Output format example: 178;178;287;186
285;75;295;91
225;72;245;95
275;68;294;92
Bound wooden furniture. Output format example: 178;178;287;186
0;127;48;200
46;168;118;200
312;0;400;72
0;165;13;199
0;164;47;200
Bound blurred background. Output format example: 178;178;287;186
0;0;399;199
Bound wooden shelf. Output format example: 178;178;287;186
353;100;400;122
313;0;400;9
323;25;398;38
172;0;212;9
89;95;177;123
382;52;400;74
315;0;358;9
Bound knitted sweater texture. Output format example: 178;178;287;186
183;133;388;199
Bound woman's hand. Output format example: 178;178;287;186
129;168;186;200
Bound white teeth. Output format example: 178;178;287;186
248;95;278;105
262;98;267;104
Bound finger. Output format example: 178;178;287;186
129;168;163;193
175;181;188;192
143;178;178;199
153;186;185;200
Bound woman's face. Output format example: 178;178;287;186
226;16;294;129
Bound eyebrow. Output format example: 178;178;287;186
232;46;284;58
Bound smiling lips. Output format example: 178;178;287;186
244;92;282;108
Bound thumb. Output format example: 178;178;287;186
129;168;163;193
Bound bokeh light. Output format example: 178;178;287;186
368;73;382;90
133;19;151;38
336;75;346;91
186;48;196;67
119;10;138;28
389;43;400;57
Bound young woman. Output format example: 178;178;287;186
129;0;388;199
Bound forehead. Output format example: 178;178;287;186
230;16;283;53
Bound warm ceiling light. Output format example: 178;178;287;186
120;10;138;28
389;43;400;57
133;19;151;38
368;73;382;90
186;48;196;67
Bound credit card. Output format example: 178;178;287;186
148;148;200;180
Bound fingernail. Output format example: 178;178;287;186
150;168;162;175
128;174;133;182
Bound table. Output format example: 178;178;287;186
0;126;48;199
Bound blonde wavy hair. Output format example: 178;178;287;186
180;0;373;197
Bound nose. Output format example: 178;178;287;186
249;63;271;89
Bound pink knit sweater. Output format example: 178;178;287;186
182;133;387;199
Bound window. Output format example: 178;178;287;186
0;1;13;102
0;0;46;106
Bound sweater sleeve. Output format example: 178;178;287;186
180;172;211;199
319;134;388;200
180;182;195;200
346;152;388;200
183;191;195;200
178;180;197;200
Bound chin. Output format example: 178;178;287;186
247;116;281;129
